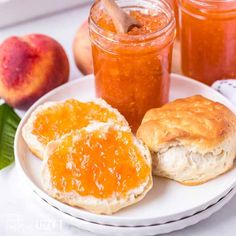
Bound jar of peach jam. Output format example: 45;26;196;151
89;0;176;132
180;0;236;85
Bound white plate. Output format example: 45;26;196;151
32;186;236;236
15;73;236;227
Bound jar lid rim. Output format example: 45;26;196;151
89;0;176;43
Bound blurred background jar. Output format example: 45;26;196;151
166;0;179;38
180;0;236;85
167;0;180;74
89;0;176;132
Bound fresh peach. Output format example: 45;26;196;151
0;34;69;109
73;21;93;75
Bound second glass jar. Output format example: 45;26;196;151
180;0;236;85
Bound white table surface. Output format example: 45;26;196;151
1;3;236;236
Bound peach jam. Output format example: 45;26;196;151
89;0;176;132
31;99;126;145
48;126;150;198
180;0;236;85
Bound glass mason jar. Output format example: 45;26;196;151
180;0;236;85
89;0;176;132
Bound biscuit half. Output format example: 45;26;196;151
41;123;152;214
22;98;129;160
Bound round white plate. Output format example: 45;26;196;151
32;186;236;236
15;73;236;227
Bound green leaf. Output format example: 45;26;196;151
0;104;21;170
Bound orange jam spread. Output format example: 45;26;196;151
32;99;125;145
48;126;150;198
90;4;175;132
181;0;236;85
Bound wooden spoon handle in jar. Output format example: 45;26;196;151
101;0;141;33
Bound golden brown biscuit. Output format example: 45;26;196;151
137;95;236;185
